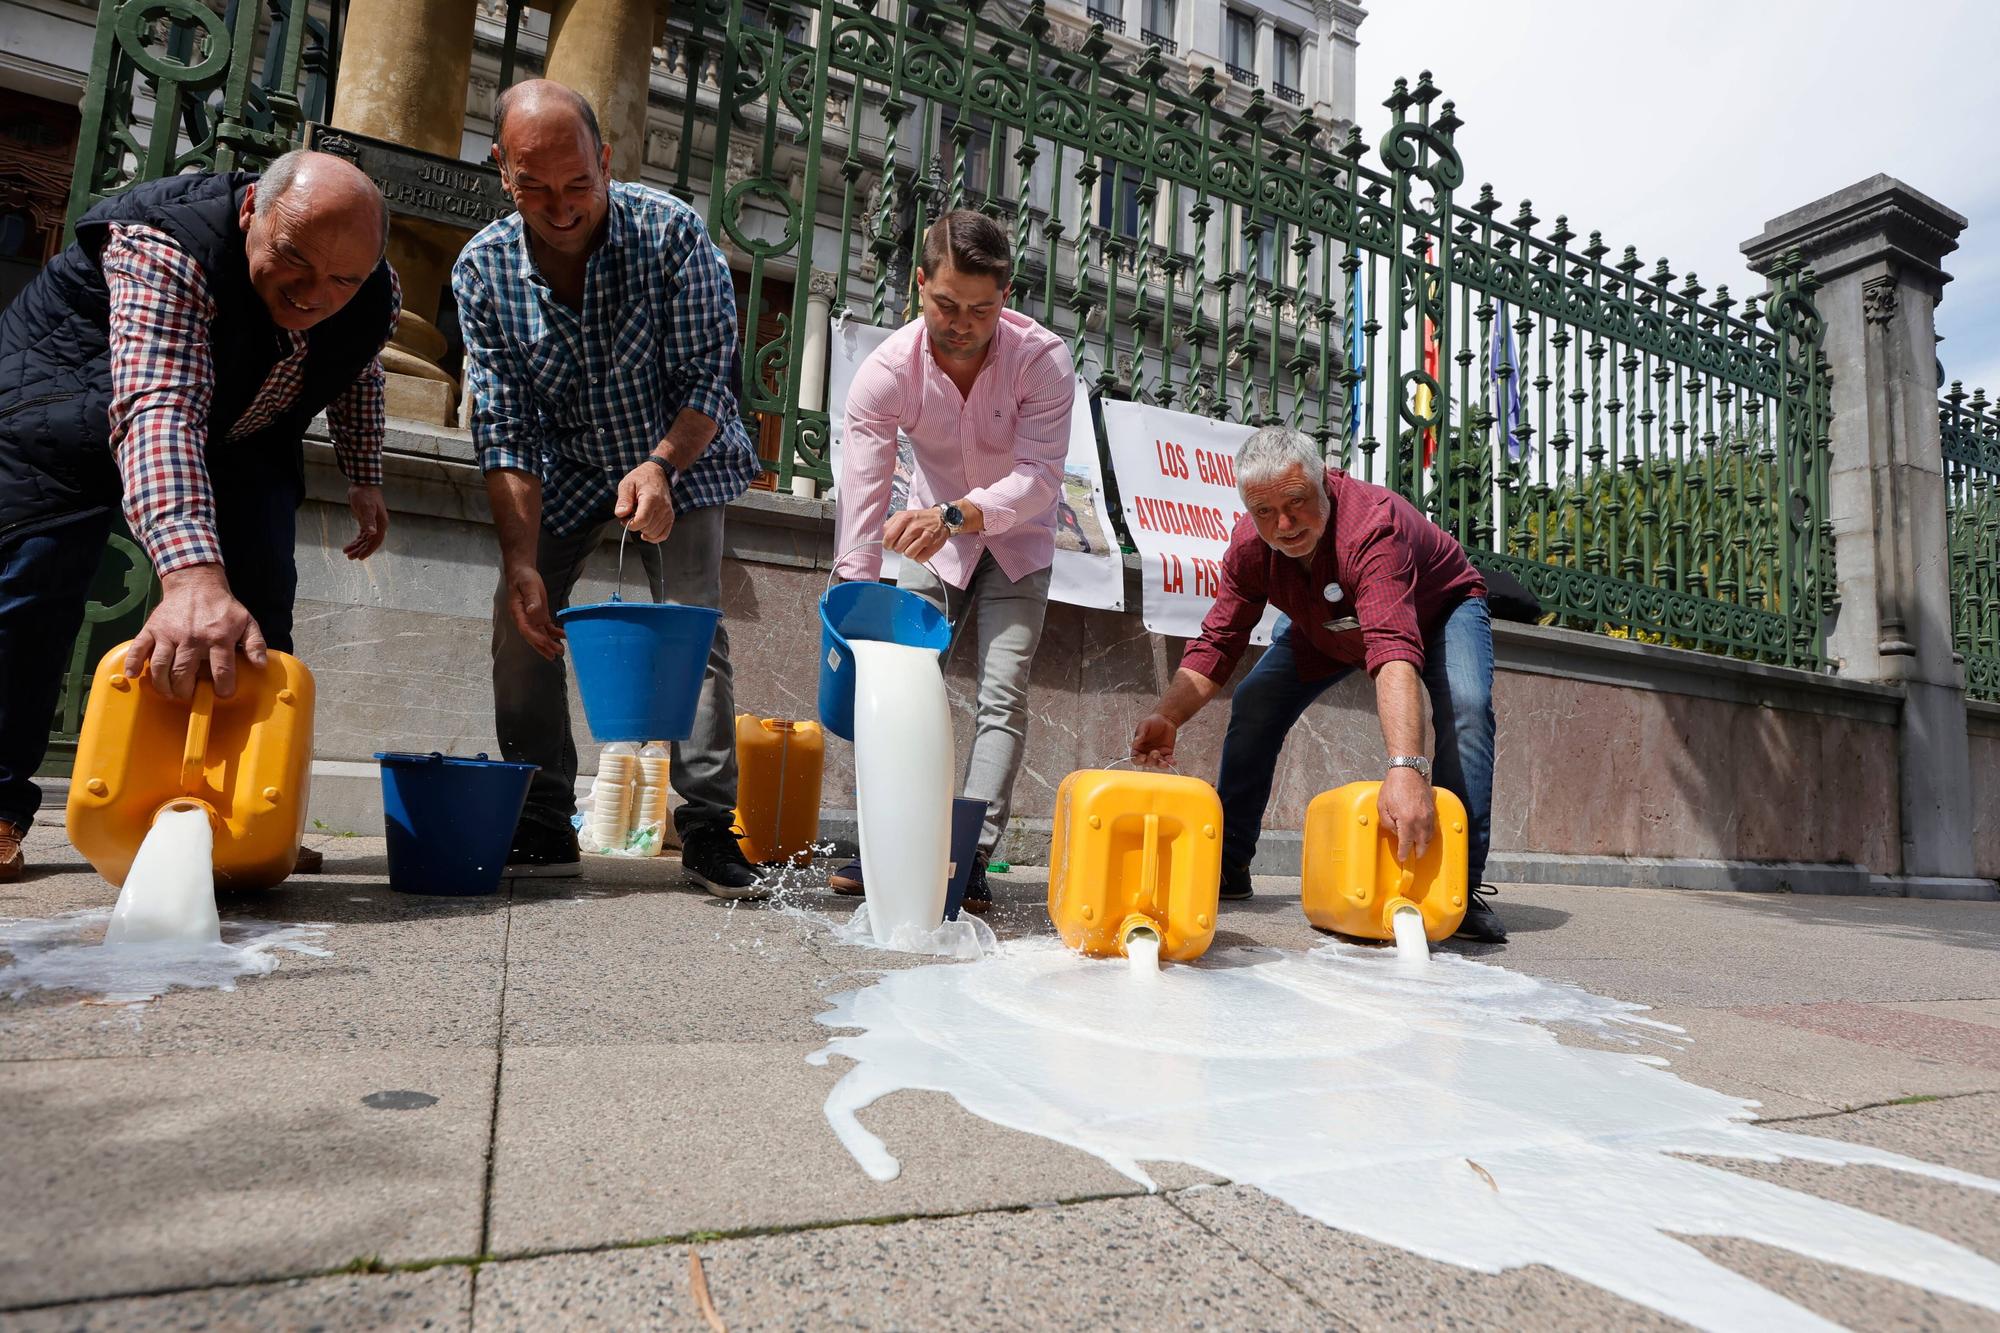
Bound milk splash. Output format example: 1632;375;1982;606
811;939;2000;1331
1;809;328;1006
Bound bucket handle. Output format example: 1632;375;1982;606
827;538;950;615
180;682;214;795
1100;754;1181;776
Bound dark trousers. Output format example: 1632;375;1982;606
0;457;300;832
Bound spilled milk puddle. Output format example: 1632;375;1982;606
807;934;2000;1331
0;908;330;1007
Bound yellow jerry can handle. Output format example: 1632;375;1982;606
1382;864;1420;930
1139;812;1161;916
181;683;215;795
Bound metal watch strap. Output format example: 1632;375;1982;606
938;502;964;534
1387;754;1431;781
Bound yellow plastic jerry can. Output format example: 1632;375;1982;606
66;644;316;890
1047;768;1223;962
1300;780;1469;941
733;715;824;866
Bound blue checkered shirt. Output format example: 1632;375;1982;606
453;182;762;535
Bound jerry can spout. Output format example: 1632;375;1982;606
1388;899;1429;964
1121;917;1163;976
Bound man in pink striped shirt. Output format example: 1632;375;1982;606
831;211;1075;912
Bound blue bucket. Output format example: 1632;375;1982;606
943;797;989;921
376;752;537;896
817;581;950;741
558;600;720;742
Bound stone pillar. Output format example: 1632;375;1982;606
1324;0;1364;126
792;268;842;500
1744;176;1983;886
331;0;478;422
1254;14;1275;85
544;0;664;180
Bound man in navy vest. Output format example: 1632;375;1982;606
0;150;400;883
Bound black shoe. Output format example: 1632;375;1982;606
506;820;582;879
1454;884;1508;943
960;865;993;915
681;825;772;901
828;859;864;896
1219;862;1253;900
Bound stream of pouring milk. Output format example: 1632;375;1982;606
811;938;2000;1331
849;639;953;947
0;808;328;1006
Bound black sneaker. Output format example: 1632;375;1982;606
828;860;864;896
1454;884;1508;943
506;820;582;879
960;865;993;915
681;825;772;901
1219;862;1253;900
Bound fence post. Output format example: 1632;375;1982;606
1743;176;1979;883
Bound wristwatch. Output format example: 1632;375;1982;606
1386;754;1432;782
643;454;676;482
937;501;966;535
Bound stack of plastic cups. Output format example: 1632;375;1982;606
590;741;639;852
635;742;671;855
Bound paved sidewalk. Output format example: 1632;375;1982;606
2;835;1997;1330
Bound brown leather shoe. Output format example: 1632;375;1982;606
0;820;21;883
293;844;324;875
828;860;864;896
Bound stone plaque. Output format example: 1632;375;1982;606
303;123;509;232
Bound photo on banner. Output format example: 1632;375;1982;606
825;317;1122;611
1100;400;1280;645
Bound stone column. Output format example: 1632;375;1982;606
1254;14;1275;85
1744;176;1983;887
544;0;665;180
330;0;479;422
792;268;842;500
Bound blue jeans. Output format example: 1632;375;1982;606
0;449;301;832
1215;596;1496;885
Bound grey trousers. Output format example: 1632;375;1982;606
898;551;1052;860
492;503;738;839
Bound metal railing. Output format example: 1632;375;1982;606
1140;28;1176;54
1225;62;1259;86
1274;81;1302;106
1942;383;2000;701
663;0;1834;667
1087;8;1125;34
66;0;332;231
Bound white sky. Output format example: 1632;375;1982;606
1351;0;2000;397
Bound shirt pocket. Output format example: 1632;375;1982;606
610;301;662;399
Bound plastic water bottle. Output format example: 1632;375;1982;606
635;742;672;856
589;742;639;852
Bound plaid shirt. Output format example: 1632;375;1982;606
103;223;400;575
452;182;760;536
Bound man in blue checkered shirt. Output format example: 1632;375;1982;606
453;80;768;895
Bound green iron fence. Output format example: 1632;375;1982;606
663;0;1834;667
67;0;335;232
1941;383;2000;702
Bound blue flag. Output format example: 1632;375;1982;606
1491;299;1524;461
1346;265;1365;444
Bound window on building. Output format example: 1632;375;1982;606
1274;31;1302;102
1141;0;1175;50
1225;10;1257;79
1086;1;1125;33
742;1;805;42
1097;158;1144;239
1242;212;1282;285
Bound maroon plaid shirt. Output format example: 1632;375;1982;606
103;224;400;575
1181;467;1486;684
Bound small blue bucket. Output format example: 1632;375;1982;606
376;752;537;896
817;581;950;741
943;797;989;921
558;601;720;742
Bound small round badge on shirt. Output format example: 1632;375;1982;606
1323;581;1344;603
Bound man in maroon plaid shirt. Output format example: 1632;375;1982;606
0;150;400;882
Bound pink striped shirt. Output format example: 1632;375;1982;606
834;308;1074;588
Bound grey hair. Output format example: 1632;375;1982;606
1235;425;1325;499
255;148;390;260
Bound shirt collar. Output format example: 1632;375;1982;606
511;183;629;289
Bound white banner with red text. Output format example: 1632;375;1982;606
1100;400;1280;644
